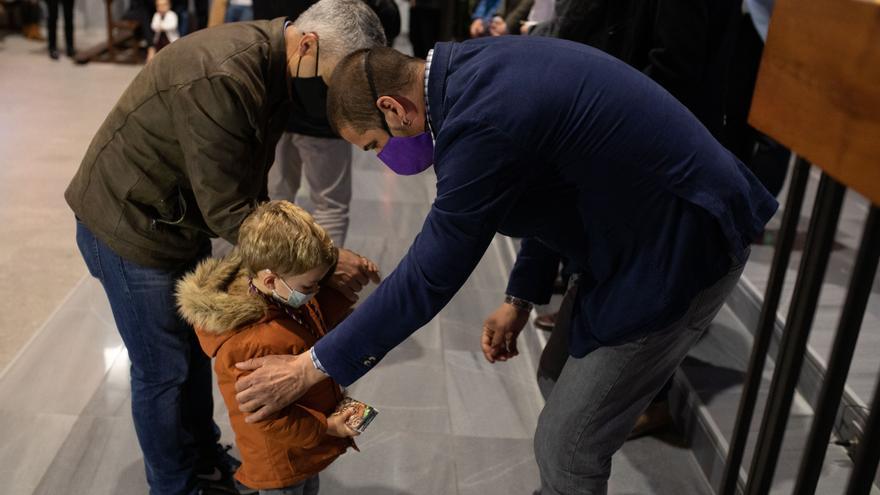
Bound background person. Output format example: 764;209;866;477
45;0;74;59
147;0;179;62
225;0;254;23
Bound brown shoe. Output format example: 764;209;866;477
534;312;557;331
628;401;673;440
23;23;46;41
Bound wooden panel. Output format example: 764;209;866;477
749;0;880;205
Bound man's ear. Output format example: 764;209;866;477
377;95;407;128
377;96;416;128
298;32;318;56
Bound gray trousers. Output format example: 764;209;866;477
270;133;353;247
258;475;319;495
534;255;747;494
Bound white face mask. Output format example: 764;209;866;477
273;276;316;308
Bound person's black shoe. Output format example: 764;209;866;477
66;47;76;58
196;483;239;495
49;48;60;60
234;480;258;495
196;444;244;493
552;275;566;294
213;443;242;476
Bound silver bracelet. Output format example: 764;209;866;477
504;294;534;313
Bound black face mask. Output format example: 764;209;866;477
290;39;329;121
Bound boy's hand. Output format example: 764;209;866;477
327;408;361;438
330;248;381;302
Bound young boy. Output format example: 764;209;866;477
177;200;361;495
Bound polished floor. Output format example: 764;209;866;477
0;31;142;370
0;26;711;495
0;136;712;495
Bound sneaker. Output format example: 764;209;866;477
196;483;239;495
196;444;241;493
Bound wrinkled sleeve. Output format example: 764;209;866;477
313;121;530;385
171;76;262;244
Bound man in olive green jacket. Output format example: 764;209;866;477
65;2;384;493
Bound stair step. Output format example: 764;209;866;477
671;299;879;493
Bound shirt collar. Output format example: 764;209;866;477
425;48;435;140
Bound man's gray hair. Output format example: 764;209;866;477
293;0;387;63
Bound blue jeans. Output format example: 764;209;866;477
534;253;748;494
224;4;253;23
76;221;220;495
258;475;320;495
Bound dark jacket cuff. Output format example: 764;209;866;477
505;238;561;305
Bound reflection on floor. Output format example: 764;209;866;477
0;150;711;494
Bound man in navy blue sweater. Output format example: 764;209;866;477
234;37;777;494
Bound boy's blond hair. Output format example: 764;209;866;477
237;200;337;277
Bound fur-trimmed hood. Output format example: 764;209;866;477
176;256;270;340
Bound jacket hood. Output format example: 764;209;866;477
176;256;269;344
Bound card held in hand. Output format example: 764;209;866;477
334;397;378;433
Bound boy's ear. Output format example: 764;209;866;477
258;270;276;290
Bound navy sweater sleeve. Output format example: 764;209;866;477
505;237;561;305
313;121;529;385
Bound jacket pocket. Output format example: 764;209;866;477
148;186;215;236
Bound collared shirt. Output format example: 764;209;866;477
310;347;328;375
425;48;435;139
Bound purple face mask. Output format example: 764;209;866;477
377;132;434;176
364;49;435;176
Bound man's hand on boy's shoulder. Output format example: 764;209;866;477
235;353;325;423
327;248;381;302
